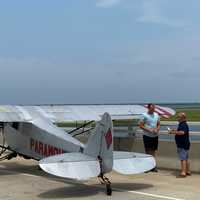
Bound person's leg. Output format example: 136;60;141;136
151;136;158;171
182;149;190;176
143;136;158;172
185;150;191;175
177;148;187;177
151;149;157;171
180;160;187;176
146;149;157;157
143;135;152;154
145;136;158;157
186;160;191;175
144;137;157;158
145;149;158;172
144;149;158;172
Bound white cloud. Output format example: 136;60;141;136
137;0;185;27
96;0;121;8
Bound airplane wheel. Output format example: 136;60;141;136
106;184;112;196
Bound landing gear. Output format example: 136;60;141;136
0;123;18;161
98;173;112;196
97;156;112;196
106;180;112;196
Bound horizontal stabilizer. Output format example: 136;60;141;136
113;151;155;174
39;153;100;180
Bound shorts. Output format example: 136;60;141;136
143;135;158;151
177;148;189;160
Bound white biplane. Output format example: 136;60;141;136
0;104;175;195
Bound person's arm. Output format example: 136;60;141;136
169;122;188;135
154;120;160;133
169;129;186;135
139;121;153;133
169;129;185;135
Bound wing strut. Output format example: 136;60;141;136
68;120;94;134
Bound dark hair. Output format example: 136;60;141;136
147;103;154;109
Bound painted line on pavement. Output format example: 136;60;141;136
125;190;184;200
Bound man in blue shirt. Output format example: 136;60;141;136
169;112;190;177
139;103;160;172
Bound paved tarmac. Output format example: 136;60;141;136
0;157;199;200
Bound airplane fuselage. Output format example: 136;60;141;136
4;121;84;160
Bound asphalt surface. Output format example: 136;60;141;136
0;157;199;200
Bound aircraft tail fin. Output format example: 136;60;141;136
84;112;113;174
39;113;113;180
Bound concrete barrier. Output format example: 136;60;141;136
114;137;200;173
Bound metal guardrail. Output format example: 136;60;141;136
62;125;200;142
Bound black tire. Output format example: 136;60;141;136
106;184;112;196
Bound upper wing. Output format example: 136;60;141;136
39;104;175;122
0;105;32;122
0;104;175;123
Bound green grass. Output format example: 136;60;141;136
163;108;200;122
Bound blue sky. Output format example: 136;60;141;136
0;0;200;104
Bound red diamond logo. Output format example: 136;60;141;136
105;128;112;149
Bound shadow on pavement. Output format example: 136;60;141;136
38;182;153;199
38;185;100;199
